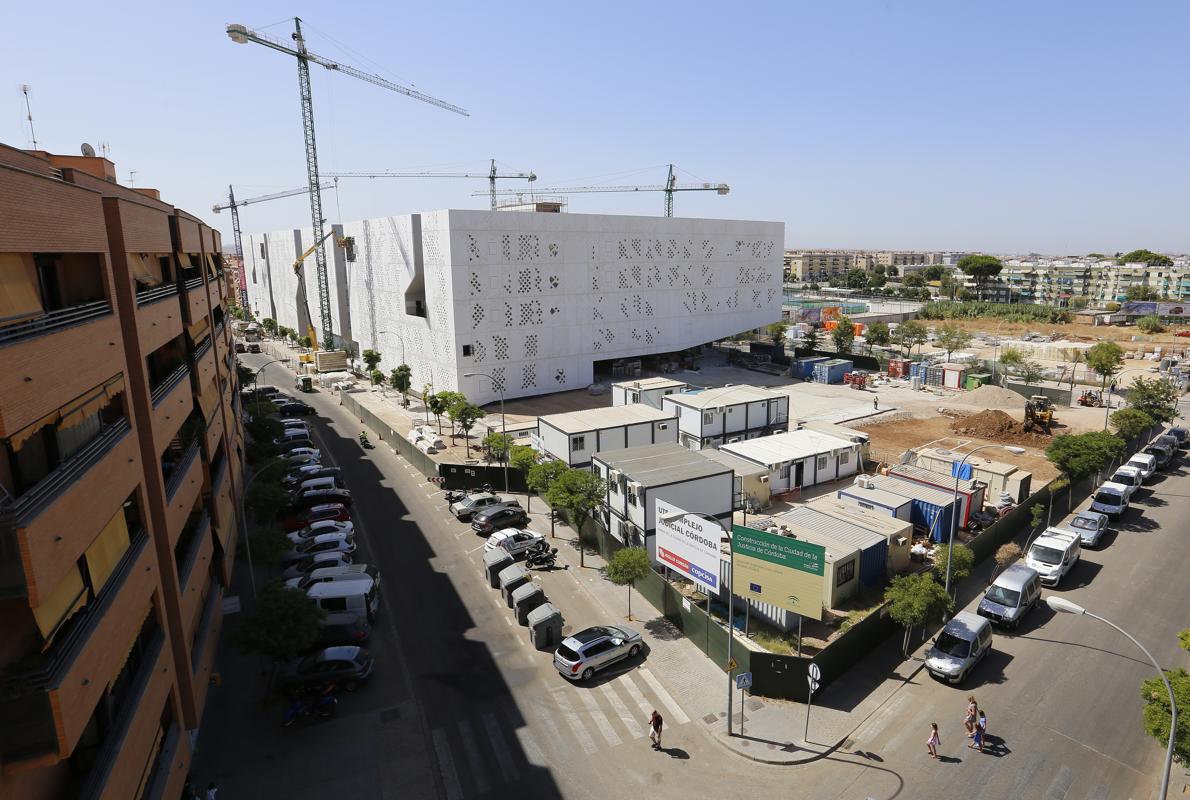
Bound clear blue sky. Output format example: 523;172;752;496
4;1;1187;254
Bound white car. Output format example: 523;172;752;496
484;528;547;558
280;532;356;564
281;551;353;581
285;563;380;591
286;520;355;545
1125;453;1156;482
449;493;517;520
286;447;321;461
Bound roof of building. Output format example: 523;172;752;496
775;507;884;549
836;484;914;509
889;463;982;493
697;448;769;477
611;376;689;392
593;443;731;487
662;384;783;410
719;429;857;468
917;449;1021;477
799;421;870;444
805;497;914;537
857;474;959;506
538;404;675;434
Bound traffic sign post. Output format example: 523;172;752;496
735;672;752;736
805;663;821;743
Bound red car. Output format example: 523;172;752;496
283;503;350;532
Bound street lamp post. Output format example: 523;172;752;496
661;511;737;736
234;457;290;599
1047;596;1177;799
463;372;509;493
250;358;284;398
1101;367;1153;430
942;444;1025;597
377;330;406;367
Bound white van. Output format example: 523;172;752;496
1107;467;1142;498
1089;482;1129;518
977;564;1042;628
1025;527;1082;586
1125;453;1157;482
307;577;380;620
925;611;993;684
299;475;345;494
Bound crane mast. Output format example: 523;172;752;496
227;185;248;307
482;164;728;217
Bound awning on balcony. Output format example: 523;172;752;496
32;565;87;642
59;375;125;433
85;508;131;592
0;253;44;326
128;253;163;288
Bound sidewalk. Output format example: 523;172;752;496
516;498;934;766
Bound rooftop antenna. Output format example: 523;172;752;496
128;170;137;187
19;84;37;149
98;141;110;158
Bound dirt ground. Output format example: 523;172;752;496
933;317;1190;351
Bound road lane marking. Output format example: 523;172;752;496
600;681;645;739
1043;764;1074;800
853;691;913;745
526;699;565;760
515;726;547;767
577;686;622;747
456;719;490;794
619;672;655;722
1043;727;1145;775
430;728;463;800
482;712;520;785
552;690;598;755
637;668;690;725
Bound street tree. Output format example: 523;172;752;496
527;459;569;511
605;547;652;620
545;468;607;568
1085;341;1125;395
1118;249;1172;266
369;369;385;387
261;318;278;335
231;583;326;664
992;543;1023;581
885;573;952;656
482;431;512;465
427;391;451;434
420;383;434;423
246;480;288;524
1136;314;1164;333
1045;431;1126;480
903;272;926;288
935;322;971;362
866;322;891;353
1019;360;1046;387
932;543;974;595
766;321;789;344
510;445;539;510
447;400;485;457
434;391;466;435
1139;628;1190;765
362;349;383;374
957;254;1004;300
1110;407;1155;441
1127;376;1181;424
240;523;291;565
894;320;928;356
237;364;257;387
831;315;856;355
389;364;412;406
998;346;1024;376
802;326;821;352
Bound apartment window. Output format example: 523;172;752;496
571;435;585;451
778;464;791;481
839;451;850;466
703;412;714;425
817;456;828;470
836;558;856;587
462;344;473;357
658;423;669;431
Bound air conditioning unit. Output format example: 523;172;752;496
759;475;769;483
855;476;876;490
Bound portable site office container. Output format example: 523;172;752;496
941;363;969;389
722;524;860;615
776;506;888;586
862;474;959;542
813;359;853;384
914;450;1033;504
794;356;830;380
836;480;913;521
888;463;985;528
806;497;913;575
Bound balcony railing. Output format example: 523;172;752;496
190;580;222;673
176;512;210;589
135;283;179;307
140;722;182;800
0;418;131;525
164;439;200;499
0;301;111;348
184;276;205;291
149;362;189;406
75;630;165;800
193;336;213;363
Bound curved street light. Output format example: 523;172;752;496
1101;367;1162;430
234;457;291;599
941;443;1025;596
659;510;737;736
1046;596;1177;798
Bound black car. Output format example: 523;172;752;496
279;400;315;416
281;438;316;453
276;646;373;695
288;488;353;513
471;504;530;534
308;612;372;651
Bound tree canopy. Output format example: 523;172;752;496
527;459;569;497
1126;286;1163;302
605;547;652;620
1117;249;1172;266
866;322;891;351
831;315;856;354
1136;314;1164;334
362;349;383;373
1127;376;1181;424
1085;341;1125;385
932;543;974;588
894;320;929;356
884;573;951;654
546;468;607;566
389;364;412;404
1139;629;1190;765
935;322;971;362
766;321;789;343
231;584;326;663
1045;431;1126;479
1110;408;1155;441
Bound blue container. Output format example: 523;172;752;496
795;356;830;380
813;359;853;384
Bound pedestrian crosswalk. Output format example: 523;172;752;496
429;667;691;798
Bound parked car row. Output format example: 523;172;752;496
930;426;1183;684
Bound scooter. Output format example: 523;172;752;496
358;431;374;449
282;684;339;727
525;547;558;570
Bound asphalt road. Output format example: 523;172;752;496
197;359;1189;799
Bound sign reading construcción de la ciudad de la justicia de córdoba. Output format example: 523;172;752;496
732;525;826;621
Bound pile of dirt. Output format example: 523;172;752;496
949;384;1025;409
950;409;1052;445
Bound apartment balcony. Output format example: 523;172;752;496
0;530;154;764
162;439;202;550
203;405;225;456
134;288;184;358
138;721;191;800
193;337;217;389
179;518;214;644
149;363;191;447
211;462;236;554
1;419;139;606
183;278;209;325
0;310;123;441
188;579;223;713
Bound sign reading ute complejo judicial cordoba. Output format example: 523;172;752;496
654;500;721;593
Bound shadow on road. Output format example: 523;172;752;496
1065;558;1102;588
1013;631;1153;667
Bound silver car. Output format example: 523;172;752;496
1066;510;1108;548
554;625;643;682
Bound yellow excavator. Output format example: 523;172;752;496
1023;395;1055;434
292;230;353;357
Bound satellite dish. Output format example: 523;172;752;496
80;143;96;157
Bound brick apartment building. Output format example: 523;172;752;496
0;143;245;799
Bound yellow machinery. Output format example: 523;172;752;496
1023;395;1055;434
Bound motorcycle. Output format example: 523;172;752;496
525;546;559;570
444;483;493;505
358;431;374;449
282;684;339;727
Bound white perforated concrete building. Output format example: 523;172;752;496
244;209;784;405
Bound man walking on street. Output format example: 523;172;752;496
648;710;664;750
873;395;879;411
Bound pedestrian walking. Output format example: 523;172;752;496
926;723;940;758
205;782;218;800
969;710;987;752
873;395;879;410
964;696;978;737
648;710;664;750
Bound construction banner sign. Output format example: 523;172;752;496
732;525;825;621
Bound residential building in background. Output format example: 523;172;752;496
246;211;784;405
0;143;243;800
784;250;854;282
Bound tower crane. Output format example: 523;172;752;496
226;17;468;348
324;160;536;209
481;164;728;217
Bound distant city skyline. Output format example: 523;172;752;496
3;1;1187;253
